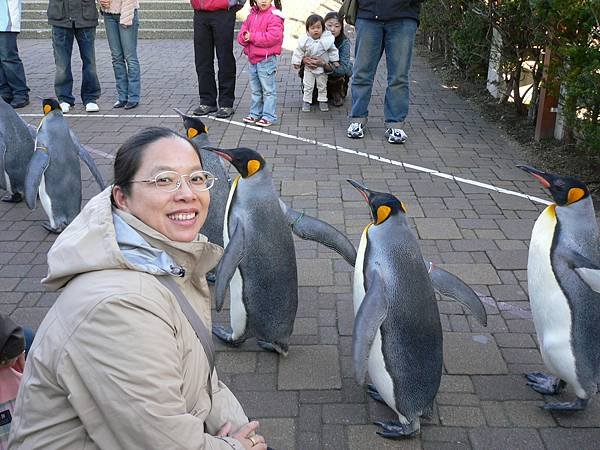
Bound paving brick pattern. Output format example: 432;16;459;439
2;19;599;450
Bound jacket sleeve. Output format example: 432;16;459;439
249;15;283;49
237;18;249;46
204;378;248;435
60;295;245;450
329;39;352;77
119;0;137;26
328;44;340;63
291;37;306;66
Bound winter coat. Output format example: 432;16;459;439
292;30;340;75
327;37;352;78
357;0;424;23
46;0;99;28
237;5;284;65
190;0;228;12
0;0;22;32
100;0;139;27
9;188;249;450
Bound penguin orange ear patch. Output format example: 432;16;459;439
43;104;52;115
567;187;585;204
247;159;261;176
376;205;392;224
187;128;198;139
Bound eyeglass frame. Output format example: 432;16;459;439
127;170;218;193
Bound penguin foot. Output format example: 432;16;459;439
42;222;65;234
524;372;566;395
422;403;434;420
257;339;288;356
1;192;22;203
205;271;216;284
212;325;245;347
542;397;589;412
367;384;386;404
373;420;419;439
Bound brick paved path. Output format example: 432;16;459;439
2;33;599;449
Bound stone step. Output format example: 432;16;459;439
22;18;197;30
22;0;193;11
19;28;195;39
22;9;195;20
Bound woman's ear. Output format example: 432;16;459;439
112;185;131;212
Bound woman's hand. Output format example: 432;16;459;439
302;56;326;70
232;421;268;450
99;0;110;9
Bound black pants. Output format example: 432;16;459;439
193;9;236;108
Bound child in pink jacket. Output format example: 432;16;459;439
237;0;284;127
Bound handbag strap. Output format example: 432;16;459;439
156;276;215;391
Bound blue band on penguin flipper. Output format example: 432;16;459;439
353;267;389;385
214;219;245;311
24;149;49;209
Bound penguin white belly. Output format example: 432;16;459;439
223;178;247;339
3;170;13;195
38;174;56;229
353;229;368;314
528;207;583;395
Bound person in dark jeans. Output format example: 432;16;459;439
0;0;30;108
346;0;424;144
191;0;239;119
47;0;101;113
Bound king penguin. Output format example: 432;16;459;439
174;108;230;248
348;179;487;438
25;98;105;233
208;147;356;355
0;96;35;202
519;165;600;411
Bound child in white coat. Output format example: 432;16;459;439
292;14;339;112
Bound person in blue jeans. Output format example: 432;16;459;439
0;0;30;108
346;0;423;144
47;0;101;113
100;0;141;110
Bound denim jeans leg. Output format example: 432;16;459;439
0;32;29;101
257;56;277;123
349;18;384;124
75;27;101;104
104;14;127;102
52;26;76;105
248;63;263;119
120;10;140;103
383;19;417;127
0;63;9;99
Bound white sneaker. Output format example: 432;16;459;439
59;102;70;113
385;128;407;144
85;102;100;113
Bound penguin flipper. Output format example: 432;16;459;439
26;123;37;140
353;269;389;385
24;149;49;209
69;131;106;189
214;221;245;311
561;248;600;294
279;200;357;266
428;262;488;326
0;138;6;190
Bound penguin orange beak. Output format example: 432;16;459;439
347;179;372;204
206;147;233;162
517;165;552;189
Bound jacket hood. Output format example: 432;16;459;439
43;187;223;291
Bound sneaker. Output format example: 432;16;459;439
124;101;139;110
255;118;273;127
319;101;329;112
113;100;126;109
347;122;364;139
215;107;234;118
59;102;71;113
85;102;100;113
193;104;218;116
10;98;29;109
302;102;311;112
243;115;259;124
385;128;407;144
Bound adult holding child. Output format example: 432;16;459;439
100;0;141;110
9;127;268;450
238;0;284;127
346;0;424;144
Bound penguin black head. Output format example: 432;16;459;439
206;147;266;178
517;165;590;206
347;179;407;225
173;108;209;140
42;98;61;115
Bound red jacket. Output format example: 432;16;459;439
190;0;229;11
237;5;284;65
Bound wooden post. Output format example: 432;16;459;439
535;47;559;140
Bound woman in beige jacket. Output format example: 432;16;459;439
9;127;268;450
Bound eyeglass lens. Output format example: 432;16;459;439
154;171;215;192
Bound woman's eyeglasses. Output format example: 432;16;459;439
129;170;217;192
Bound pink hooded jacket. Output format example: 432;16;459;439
237;5;285;65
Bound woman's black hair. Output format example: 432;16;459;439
305;14;325;32
249;0;282;10
111;127;201;205
324;11;347;47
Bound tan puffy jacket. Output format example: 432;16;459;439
9;188;248;449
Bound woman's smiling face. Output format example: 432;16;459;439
113;136;210;242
